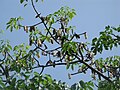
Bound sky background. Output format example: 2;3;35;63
0;0;120;87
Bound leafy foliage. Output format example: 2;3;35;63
0;0;119;89
6;16;23;32
91;25;120;55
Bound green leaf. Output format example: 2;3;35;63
34;72;40;77
36;0;38;2
87;86;93;90
66;63;70;69
7;44;12;50
71;83;77;90
87;81;94;87
92;38;97;45
20;0;24;4
24;3;27;7
105;25;110;30
26;45;30;50
11;78;16;86
71;64;74;71
79;80;85;88
0;78;5;88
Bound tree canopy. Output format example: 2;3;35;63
0;0;119;90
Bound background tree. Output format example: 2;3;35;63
0;0;119;89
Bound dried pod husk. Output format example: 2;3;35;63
37;39;42;47
109;73;113;78
42;51;47;56
2;51;5;56
79;43;83;49
48;60;53;65
57;29;62;37
29;37;33;46
24;26;28;33
36;51;40;58
74;33;80;39
53;61;56;68
30;26;35;32
61;22;64;29
32;58;35;63
40;16;45;22
91;72;96;80
98;74;101;80
52;51;58;57
57;51;61;57
55;34;58;40
65;28;69;34
87;51;94;60
53;29;56;35
45;16;49;22
44;44;47;49
50;38;54;44
68;73;71;79
84;32;88;39
78;68;82;73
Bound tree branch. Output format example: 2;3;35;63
73;54;112;82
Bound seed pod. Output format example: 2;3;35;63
50;38;54;44
91;72;96;80
40;16;45;22
65;28;69;34
37;39;42;47
44;44;47;49
52;51;58;57
53;61;55;68
42;51;47;56
84;32;88;39
57;29;62;37
29;26;35;32
68;73;71;79
53;29;56;35
29;37;33;46
61;22;64;29
79;43;83;49
57;51;61;57
36;51;40;58
48;60;53;65
78;68;82;73
74;33;80;39
24;26;28;33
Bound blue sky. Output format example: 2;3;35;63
0;0;120;86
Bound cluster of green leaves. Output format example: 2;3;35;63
62;41;77;55
20;0;44;7
20;72;69;90
1;0;120;89
98;80;120;90
91;25;120;54
71;80;94;90
6;16;23;32
0;40;11;53
95;56;120;89
43;6;76;27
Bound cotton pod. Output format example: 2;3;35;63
57;29;62;37
36;51;40;58
24;26;28;33
37;39;42;47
